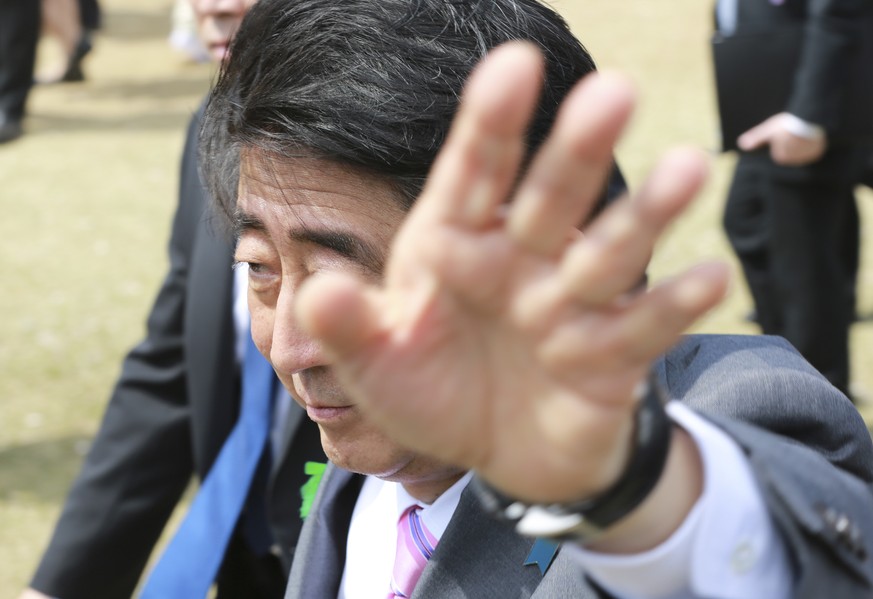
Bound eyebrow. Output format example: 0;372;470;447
233;210;268;239
233;209;386;275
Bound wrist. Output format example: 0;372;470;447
587;426;701;553
472;372;676;544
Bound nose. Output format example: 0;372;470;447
260;280;324;377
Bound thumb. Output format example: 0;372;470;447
737;114;781;151
295;272;384;360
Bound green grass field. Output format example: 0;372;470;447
1;0;871;593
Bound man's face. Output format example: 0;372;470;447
235;151;462;490
189;0;257;62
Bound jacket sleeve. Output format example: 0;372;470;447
660;335;873;597
715;416;873;597
787;0;872;132
30;112;208;599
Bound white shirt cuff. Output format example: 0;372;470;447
781;113;825;140
567;402;792;599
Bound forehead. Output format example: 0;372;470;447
236;149;409;234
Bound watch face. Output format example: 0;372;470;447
516;505;596;540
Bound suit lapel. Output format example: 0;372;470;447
273;396;309;473
412;486;544;597
285;465;363;598
268;407;326;571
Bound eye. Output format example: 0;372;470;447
234;230;282;293
246;262;268;276
233;260;279;293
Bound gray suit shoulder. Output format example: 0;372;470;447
657;334;873;597
656;334;870;478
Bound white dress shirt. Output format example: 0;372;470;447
569;402;791;599
338;471;474;598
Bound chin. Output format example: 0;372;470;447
318;425;413;479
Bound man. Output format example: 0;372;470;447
21;1;325;598
201;0;873;597
0;0;40;143
718;0;873;396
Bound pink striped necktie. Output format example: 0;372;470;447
388;505;439;598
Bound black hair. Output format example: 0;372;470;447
200;0;599;220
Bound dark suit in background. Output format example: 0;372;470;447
0;0;40;142
719;0;873;395
28;110;325;599
286;336;873;598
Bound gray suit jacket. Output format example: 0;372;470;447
286;334;873;598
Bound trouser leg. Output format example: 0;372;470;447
723;156;782;332
0;0;41;121
766;174;855;394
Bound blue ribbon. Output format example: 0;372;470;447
524;538;560;576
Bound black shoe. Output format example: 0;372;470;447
60;63;85;83
0;119;23;144
43;35;93;84
62;35;93;82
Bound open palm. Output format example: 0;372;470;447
296;43;728;504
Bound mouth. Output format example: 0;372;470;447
305;404;355;424
208;41;230;61
289;369;355;425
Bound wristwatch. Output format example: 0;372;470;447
471;371;672;544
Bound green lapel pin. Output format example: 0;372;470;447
299;461;327;519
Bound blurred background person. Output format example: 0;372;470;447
714;0;873;398
37;0;91;84
0;0;40;143
167;0;210;63
17;1;325;598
